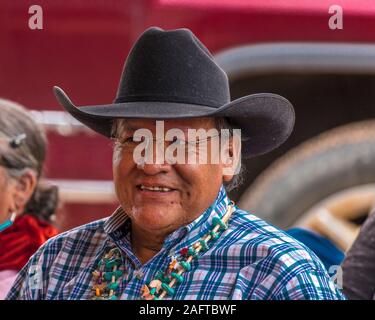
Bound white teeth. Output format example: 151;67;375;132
139;185;172;192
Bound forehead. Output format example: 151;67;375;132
119;117;216;132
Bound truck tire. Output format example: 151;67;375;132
239;120;375;229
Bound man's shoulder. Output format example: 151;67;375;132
49;216;107;242
31;216;109;262
227;207;326;272
229;206;300;245
225;207;345;300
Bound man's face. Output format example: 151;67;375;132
112;118;235;235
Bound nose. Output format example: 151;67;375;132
138;162;171;175
135;139;172;175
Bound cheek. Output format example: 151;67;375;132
173;164;223;217
175;164;223;195
113;149;132;178
113;155;134;196
205;165;224;190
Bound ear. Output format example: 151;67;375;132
12;169;37;213
222;134;241;183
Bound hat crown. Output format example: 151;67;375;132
114;27;230;108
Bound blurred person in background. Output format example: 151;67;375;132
342;210;375;299
0;99;59;299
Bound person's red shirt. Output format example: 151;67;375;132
0;214;58;271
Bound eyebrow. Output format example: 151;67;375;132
123;124;138;131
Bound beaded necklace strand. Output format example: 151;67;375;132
91;201;235;300
92;247;123;300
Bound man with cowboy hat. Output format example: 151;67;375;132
7;27;344;300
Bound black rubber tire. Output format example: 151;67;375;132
239;120;375;228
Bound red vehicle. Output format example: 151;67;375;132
2;0;375;250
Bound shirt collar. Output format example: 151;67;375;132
103;205;129;235
103;184;231;250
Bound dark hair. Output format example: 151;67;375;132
0;98;58;222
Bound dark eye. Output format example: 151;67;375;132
124;136;148;144
117;136;136;147
125;137;135;143
172;137;185;145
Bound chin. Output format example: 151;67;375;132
133;207;177;230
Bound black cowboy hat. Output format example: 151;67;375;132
53;27;295;158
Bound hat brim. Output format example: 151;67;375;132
53;86;295;158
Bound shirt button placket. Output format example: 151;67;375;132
134;269;144;280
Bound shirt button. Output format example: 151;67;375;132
134;270;144;280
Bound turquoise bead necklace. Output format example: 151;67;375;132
91;201;235;300
92;246;123;299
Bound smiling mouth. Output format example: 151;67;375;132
136;184;176;192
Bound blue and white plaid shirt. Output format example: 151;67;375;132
6;185;345;300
